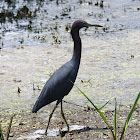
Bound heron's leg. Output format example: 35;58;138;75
61;100;69;132
45;100;60;135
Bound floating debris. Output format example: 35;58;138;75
18;87;21;93
12;78;22;83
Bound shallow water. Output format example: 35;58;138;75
0;0;140;120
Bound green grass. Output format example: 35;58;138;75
6;115;13;140
0;115;14;140
75;84;140;140
114;98;117;139
0;123;4;140
120;92;140;139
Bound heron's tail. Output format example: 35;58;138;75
32;101;40;113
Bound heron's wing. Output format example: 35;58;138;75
32;60;77;112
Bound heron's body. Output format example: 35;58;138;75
32;21;82;113
32;56;80;113
32;20;102;134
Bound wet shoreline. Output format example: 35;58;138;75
0;0;140;139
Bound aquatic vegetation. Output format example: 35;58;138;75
75;84;140;140
0;116;13;140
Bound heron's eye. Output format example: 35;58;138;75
82;22;85;26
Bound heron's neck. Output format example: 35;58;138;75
71;29;82;63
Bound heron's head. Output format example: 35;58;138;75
71;20;102;30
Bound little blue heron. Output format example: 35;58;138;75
32;20;102;135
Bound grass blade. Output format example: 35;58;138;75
6;115;14;140
114;98;117;139
0;123;4;140
75;85;115;139
120;92;140;140
99;97;114;110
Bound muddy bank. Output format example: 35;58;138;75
1;103;140;139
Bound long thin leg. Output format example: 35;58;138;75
61;100;69;132
45;100;60;135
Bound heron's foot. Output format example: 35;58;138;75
45;126;49;135
59;129;68;137
45;130;47;136
67;125;70;132
59;125;69;137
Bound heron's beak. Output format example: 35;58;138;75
87;23;103;27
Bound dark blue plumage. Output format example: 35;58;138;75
32;20;102;134
32;58;79;113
